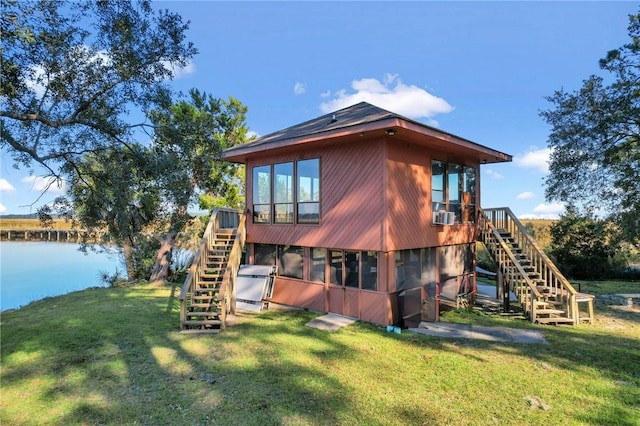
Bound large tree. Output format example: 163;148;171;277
540;9;640;247
1;1;248;282
48;90;248;282
1;0;196;176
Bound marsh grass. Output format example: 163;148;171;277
0;218;74;229
1;282;638;425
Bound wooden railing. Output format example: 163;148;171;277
481;208;579;322
179;208;246;330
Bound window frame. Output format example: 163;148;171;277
251;158;321;225
432;160;477;224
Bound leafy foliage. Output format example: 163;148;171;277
1;1;248;281
540;9;640;247
1;0;196;176
549;208;627;280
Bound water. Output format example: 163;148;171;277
0;241;122;311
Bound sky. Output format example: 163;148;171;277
0;1;636;219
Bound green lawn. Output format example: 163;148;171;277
1;282;638;425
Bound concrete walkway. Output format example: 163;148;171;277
409;322;548;344
305;313;357;331
306;313;547;344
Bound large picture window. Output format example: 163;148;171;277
251;158;321;224
432;160;476;224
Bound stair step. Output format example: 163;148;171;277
191;296;217;301
186;311;221;317
535;308;566;315
536;317;575;324
180;329;222;334
190;303;217;309
183;319;222;326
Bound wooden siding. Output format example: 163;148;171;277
270;277;325;312
247;138;387;251
385;142;479;251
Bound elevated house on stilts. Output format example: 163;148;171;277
179;102;594;333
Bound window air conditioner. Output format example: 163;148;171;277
433;211;456;225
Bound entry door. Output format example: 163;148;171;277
327;250;360;317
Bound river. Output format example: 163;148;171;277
0;241;122;311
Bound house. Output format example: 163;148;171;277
222;102;512;327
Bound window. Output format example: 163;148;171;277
274;162;294;223
432;160;477;224
252;158;320;224
344;251;360;288
278;245;304;279
329;249;378;291
310;248;326;283
297;159;320;224
361;251;378;291
329;250;343;285
252;165;271;223
254;244;276;266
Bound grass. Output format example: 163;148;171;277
1;282;639;425
0;218;75;230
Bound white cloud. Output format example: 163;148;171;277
520;202;565;219
485;169;504;179
0;179;16;192
293;82;307;95
22;176;66;193
0;203;5;213
514;147;552;174
320;90;331;98
163;60;195;79
319;73;453;126
516;191;535;200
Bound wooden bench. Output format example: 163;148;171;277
575;293;595;324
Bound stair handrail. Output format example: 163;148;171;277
478;209;543;301
482;208;577;296
179;208;244;329
482;207;579;322
215;212;246;329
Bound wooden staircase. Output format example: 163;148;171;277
479;208;594;325
179;208;246;333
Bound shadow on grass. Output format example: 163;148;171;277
1;284;637;425
1;286;356;425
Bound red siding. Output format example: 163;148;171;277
247;139;386;251
385;142;479;250
270;277;325;312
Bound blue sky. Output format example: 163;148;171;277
0;1;636;218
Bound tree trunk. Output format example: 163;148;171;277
123;240;136;281
149;232;177;283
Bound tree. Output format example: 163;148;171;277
549;207;625;280
540;9;640;247
1;1;248;283
145;90;248;282
1;0;196;177
45;90;249;282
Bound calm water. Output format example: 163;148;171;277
0;241;121;311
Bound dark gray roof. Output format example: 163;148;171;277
225;102;396;153
224;101;512;163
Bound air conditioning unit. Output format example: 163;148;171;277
433;211;456;225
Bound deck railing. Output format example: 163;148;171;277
179;208;246;330
480;207;579;322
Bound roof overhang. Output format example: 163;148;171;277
223;106;512;165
